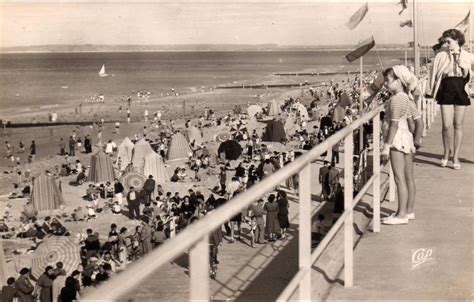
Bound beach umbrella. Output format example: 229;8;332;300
216;133;231;142
120;171;147;193
218;140;242;160
31;237;80;279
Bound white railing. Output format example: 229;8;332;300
82;89;436;301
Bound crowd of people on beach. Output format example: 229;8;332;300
4;26;470;300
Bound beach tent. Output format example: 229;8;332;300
144;153;170;184
167;133;192;161
284;115;299;136
262;120;286;142
294;103;309;121
187;126;204;146
31;173;65;211
88;150;115;183
217;140;242;160
117;137;135;170
247;105;263;118
267;100;282;116
132;139;155;172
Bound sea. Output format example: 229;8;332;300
0;50;406;113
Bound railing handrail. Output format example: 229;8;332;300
81;104;385;301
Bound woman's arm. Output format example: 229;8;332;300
413;118;424;149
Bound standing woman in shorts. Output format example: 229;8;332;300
427;29;472;170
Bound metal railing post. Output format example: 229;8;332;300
422;96;427;137
343;133;354;287
389;161;395;202
372;114;381;233
190;235;209;301
298;165;312;300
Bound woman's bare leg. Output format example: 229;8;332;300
390;150;408;218
453;105;467;165
405;152;415;215
440;105;454;161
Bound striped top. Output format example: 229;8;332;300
386;92;421;122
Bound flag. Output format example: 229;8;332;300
346;3;369;30
455;10;470;33
398;0;408;15
400;20;413;28
345;36;375;63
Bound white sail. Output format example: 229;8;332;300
99;64;108;77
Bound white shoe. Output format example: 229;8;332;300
382;216;409;225
381;213;396;221
406;213;415;220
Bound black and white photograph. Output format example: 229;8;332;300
0;1;472;301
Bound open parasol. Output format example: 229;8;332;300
31;237;80;279
120;171;147;192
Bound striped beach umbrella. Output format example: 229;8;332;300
31;237;80;279
216;133;231;143
120;171;147;193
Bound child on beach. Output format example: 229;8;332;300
381;65;424;225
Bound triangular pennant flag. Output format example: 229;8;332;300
400;20;413;28
345;36;375;63
454;10;470;33
346;3;369;30
398;0;408;15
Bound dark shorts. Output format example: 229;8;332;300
436;77;471;106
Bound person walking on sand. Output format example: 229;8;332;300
115;121;120;134
68;136;75;156
426;29;472;170
30;140;36;161
381;65;423;225
59;138;66;156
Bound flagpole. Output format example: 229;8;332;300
469;9;472;54
359;56;364;153
413;0;420;77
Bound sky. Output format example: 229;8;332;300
0;0;472;47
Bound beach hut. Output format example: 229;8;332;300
132;139;155;172
31;173;65;211
187;126;204;146
267;99;282;116
262;120;286;143
88;150;115;183
167;133;192;161
117;137;135;170
144;153;170;184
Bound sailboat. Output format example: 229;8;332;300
99;64;108;77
